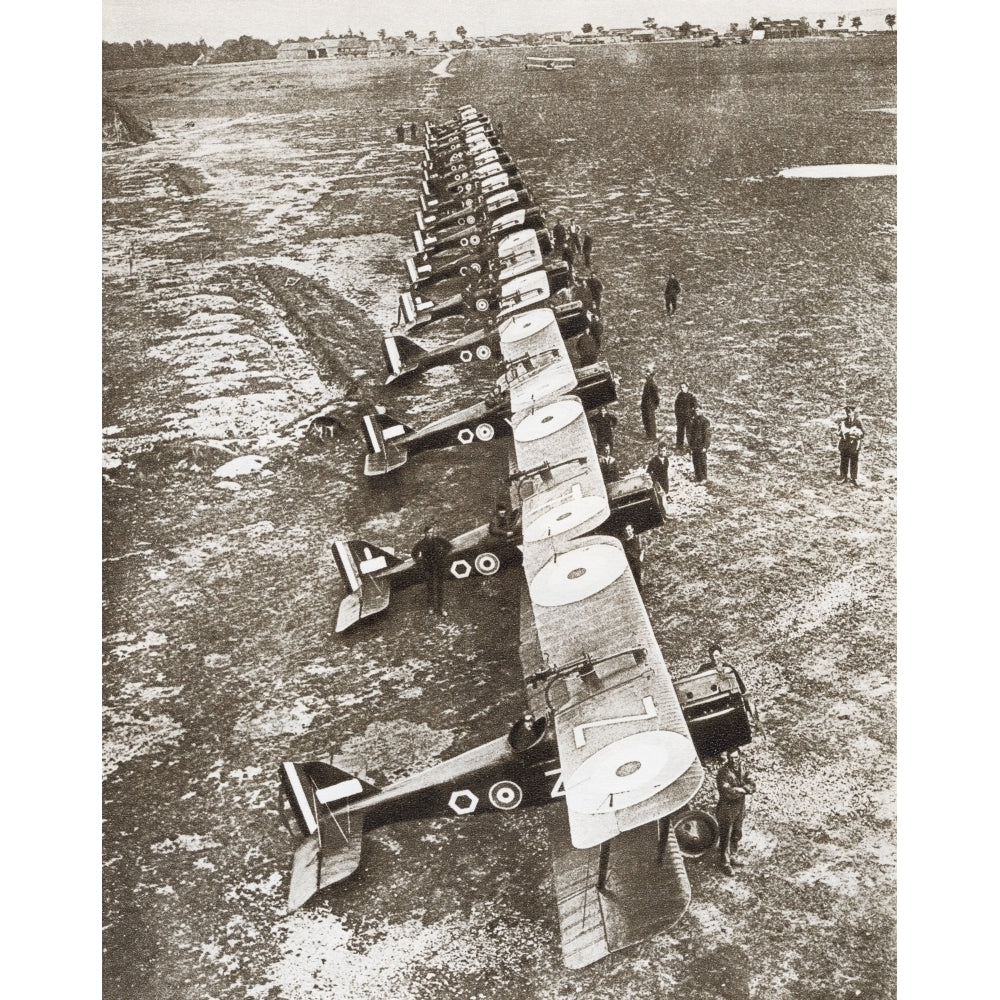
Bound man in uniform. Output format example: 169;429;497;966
641;366;660;441
551;218;567;253
586;273;604;311
673;382;698;449
488;500;521;540
837;403;865;486
575;328;599;366
716;748;755;875
621;523;644;589
688;405;712;483
410;524;453;616
590;404;618;451
598;443;619;484
582;231;594;268
664;272;682;315
646;442;671;500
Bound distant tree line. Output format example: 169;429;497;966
102;35;277;71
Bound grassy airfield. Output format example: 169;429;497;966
103;37;895;1000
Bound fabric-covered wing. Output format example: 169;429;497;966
498;307;578;410
545;807;691;969
522;536;703;848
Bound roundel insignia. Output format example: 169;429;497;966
457;428;475;444
448;789;478;815
474;552;501;576
475;423;496;442
488;781;523;811
459;350;473;363
475;344;492;360
450;559;472;579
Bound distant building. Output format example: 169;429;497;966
277;40;316;60
337;34;370;57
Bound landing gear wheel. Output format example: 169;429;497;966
672;809;719;857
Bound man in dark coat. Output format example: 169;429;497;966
396;124;406;143
688;405;712;483
586;274;604;311
837;403;865;486
641;366;660;441
598;443;619;483
664;272;681;315
646;442;670;499
488;500;521;540
716;748;755;875
588;311;605;350
674;382;698;449
621;523;644;588
561;242;575;279
410;524;453;616
575;329;599;366
582;231;594;268
590;405;618;451
551;219;567;253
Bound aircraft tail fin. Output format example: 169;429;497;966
382;333;429;381
331;538;402;631
280;760;380;911
361;412;409;477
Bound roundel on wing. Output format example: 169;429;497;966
488;781;523;811
448;790;478;815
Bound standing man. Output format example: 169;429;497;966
688;405;712;483
410;121;417;142
590;404;618;451
641;366;660;441
574;327;599;366
561;241;575;280
664;272;681;316
598;443;619;483
396;124;406;143
569;219;583;254
673;382;698;449
837;403;865;486
588;311;605;350
716;748;755;875
582;231;594;268
621;524;645;589
410;524;453;617
646;442;671;500
551;218;567;254
586;273;604;311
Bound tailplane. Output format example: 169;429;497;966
361;412;410;477
382;333;429;382
279;760;380;911
331;538;403;632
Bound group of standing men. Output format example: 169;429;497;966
642;370;713;484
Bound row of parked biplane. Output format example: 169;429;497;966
279;105;757;969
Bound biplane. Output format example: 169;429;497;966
525;55;577;71
382;301;593;384
278;105;755;969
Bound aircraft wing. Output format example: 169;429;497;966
521;537;702;848
545;805;690;969
498;307;578;411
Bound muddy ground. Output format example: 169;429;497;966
103;39;896;1000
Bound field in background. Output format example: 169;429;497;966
103;38;895;1000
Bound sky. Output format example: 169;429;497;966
102;1;896;45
